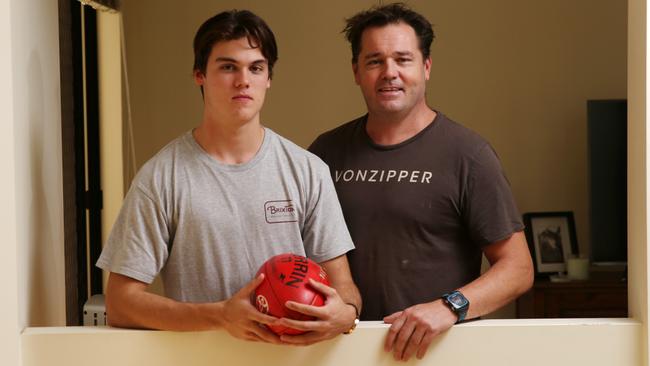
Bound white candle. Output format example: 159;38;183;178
567;257;590;280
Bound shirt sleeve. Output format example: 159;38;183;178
463;143;524;246
301;158;355;263
96;183;170;284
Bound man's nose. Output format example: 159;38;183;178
235;69;250;88
381;59;398;80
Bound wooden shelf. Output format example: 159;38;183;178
516;272;627;318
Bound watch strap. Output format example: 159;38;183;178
442;291;469;323
343;302;360;334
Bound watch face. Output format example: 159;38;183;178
448;292;468;307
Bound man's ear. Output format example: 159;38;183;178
424;57;432;81
193;69;205;86
353;62;360;85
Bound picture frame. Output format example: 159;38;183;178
523;211;579;277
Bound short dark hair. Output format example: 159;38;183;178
343;3;434;64
193;10;278;78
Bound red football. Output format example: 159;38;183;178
253;253;330;335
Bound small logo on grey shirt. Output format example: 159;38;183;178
264;200;298;223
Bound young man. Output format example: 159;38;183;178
97;10;360;345
309;3;533;361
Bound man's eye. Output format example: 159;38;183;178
251;65;265;73
397;58;412;63
366;59;381;66
220;64;236;71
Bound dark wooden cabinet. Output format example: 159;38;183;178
516;273;627;318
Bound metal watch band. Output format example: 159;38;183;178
343;302;360;334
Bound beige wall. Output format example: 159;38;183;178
627;0;648;362
122;0;626;259
1;0;67;364
0;0;20;363
10;0;66;328
98;11;124;287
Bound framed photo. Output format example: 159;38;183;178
523;211;579;276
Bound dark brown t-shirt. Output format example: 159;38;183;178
309;112;523;320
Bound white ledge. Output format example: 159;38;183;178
22;317;640;334
22;319;642;366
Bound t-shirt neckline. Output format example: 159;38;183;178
184;127;272;172
361;110;442;151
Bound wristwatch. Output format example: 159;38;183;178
343;303;360;334
441;290;469;323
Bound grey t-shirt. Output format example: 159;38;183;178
309;112;523;320
97;128;354;302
